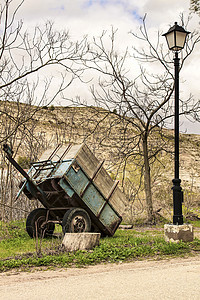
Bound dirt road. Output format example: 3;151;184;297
0;256;200;300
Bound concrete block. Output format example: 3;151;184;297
62;232;101;251
119;225;133;230
164;224;194;243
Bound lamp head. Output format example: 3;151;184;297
163;22;190;51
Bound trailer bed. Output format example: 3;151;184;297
4;143;127;237
34;144;126;236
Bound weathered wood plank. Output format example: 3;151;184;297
93;167;114;198
109;187;127;216
75;144;99;178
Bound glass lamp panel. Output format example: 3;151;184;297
175;31;187;49
166;31;175;50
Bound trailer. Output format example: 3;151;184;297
3;143;126;238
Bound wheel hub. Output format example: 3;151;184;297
72;216;86;232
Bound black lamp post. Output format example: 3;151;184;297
163;23;190;225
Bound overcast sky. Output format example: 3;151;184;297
15;0;200;134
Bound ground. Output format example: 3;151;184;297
0;255;200;299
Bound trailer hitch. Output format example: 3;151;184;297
3;144;47;202
3;144;31;181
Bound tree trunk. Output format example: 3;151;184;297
143;137;154;223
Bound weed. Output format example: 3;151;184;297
0;221;199;272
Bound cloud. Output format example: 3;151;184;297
9;0;200;133
18;0;195;37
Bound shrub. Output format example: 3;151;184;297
17;156;31;169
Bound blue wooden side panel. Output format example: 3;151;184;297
82;184;105;215
33;160;73;182
66;166;89;195
65;163;120;232
59;178;75;198
99;204;120;228
52;160;72;178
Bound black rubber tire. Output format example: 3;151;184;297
62;208;91;234
26;208;55;238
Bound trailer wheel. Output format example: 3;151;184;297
26;208;55;238
62;208;91;234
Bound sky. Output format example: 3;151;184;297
11;0;200;133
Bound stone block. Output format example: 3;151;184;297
62;232;101;251
164;224;194;243
119;225;133;230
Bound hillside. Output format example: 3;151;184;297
27;105;200;186
1;102;200;223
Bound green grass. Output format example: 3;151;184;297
189;220;200;228
0;221;200;272
0;221;62;259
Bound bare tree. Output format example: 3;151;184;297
0;0;88;221
0;0;87;144
190;0;200;14
68;18;200;223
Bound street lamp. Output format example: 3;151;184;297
163;23;190;225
